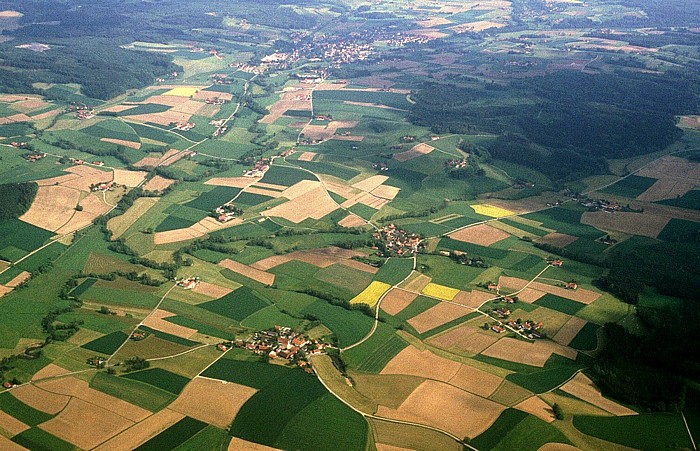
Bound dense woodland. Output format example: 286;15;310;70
0;182;38;220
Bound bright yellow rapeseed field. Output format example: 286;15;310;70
350;281;392;308
163;87;199;97
421;282;460;301
472;204;514;218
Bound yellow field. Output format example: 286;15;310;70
350;281;391;308
163;87;199;97
471;204;514;218
421;283;460;301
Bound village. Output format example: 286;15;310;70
217;325;332;373
373;224;422;256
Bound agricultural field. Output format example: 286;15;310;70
0;0;698;449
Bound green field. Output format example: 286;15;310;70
533;294;586;315
122;367;191;394
573;413;693;450
343;323;408;373
12;427;74;451
261;165;316;186
198;287;269;321
568;322;600;351
0;392;53;426
135;416;209;450
185;186;241;212
374;257;414;285
600;175;658;198
138;325;201;347
657;218;700;242
658;189;700;210
471;408;571;449
81;330;129;354
0;219;54;261
70;277;98;297
91;371;176;411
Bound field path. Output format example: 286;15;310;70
106;282;177;365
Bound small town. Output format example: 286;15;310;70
218;326;332;372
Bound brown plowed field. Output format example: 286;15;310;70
407;302;471;334
219;259;275;285
552;317;587;346
39;398;134;450
31;363;70;381
55;193;111;235
371;185;401;200
20;185;80;231
265;187;338;223
637;179;697;202
251;246;364;271
10;384;69;414
338;214;367;228
581;211;670;239
381;346;461;381
560;373;637;416
297;152;316;161
515;396;556;423
352;175;390;192
482;337;577;367
429;325;499;355
0;410;29;436
260;87;312;124
381;290;418;315
5;271;30;287
393;143;435;162
100;138;141;149
205;177;253;188
169;377;257;428
537;232;578;248
113;169;148;187
448;364;503;398
142;175;176;192
94;409;184;451
636;156;700;182
191;281;233;298
378;380;505;440
452;289;494;308
449;224;510;246
517;288;546;303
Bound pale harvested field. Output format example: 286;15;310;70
498;275;530;292
429;325;499;355
636;156;700;181
450;20;506;33
31;363;71;381
5;271;30;287
266;187;338;223
553;317;587;346
394;143;435;162
20;185;80;231
254;182;287;191
94;409;185;451
169;377;257;428
37;377;151;421
57;193;112;235
113;169;148;187
101;105;136;114
279;180;321;199
219;259;275;285
482;337;577;367
371;184;401;200
297;151;317;161
153;217;243;244
129;110;192;126
229;438;281;451
400;273;432;292
142;175;176;192
448;363;503;398
679;115;700;130
260;88;312;124
0;410;29;436
0;113;32;124
32;109;60;120
582;211;669;239
410;29;449;39
63;165;114;191
10;384;69;414
39;398;134;450
0;285;13;297
637;179;697;202
407;302;471;334
340;258;379;274
381;289;418;316
342;191;389;209
205;177;254;188
517;288;547;303
537;232;579;248
0;435;27;451
303;120;359;142
100;138;141;149
143;309;197;338
515;396;556;423
378;380;505;439
490;381;534;406
108;197;159;239
172;99;206;115
194;90;233;101
418;17;453;27
451;289;493;308
530;281;600;304
245;186;283;198
338;214;367;228
142;95;190;107
0;94;38;102
12;99;48;111
560;373;637;416
382;346;460;381
538;444;581;451
449;223;510;246
251;246;364;271
352;175;389;193
192;281;233;298
325;180;358;199
161;150;191;167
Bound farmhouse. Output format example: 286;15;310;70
177;276;200;289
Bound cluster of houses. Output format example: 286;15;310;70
75;109;95;120
439;250;488;268
174;122;196;131
386;33;435;47
177;276;200;290
243;158;270;177
373;162;389;171
231;62;265;75
155;71;179;83
581;198;623;213
25;152;46;162
445;158;469;170
87;356;107;367
373;224;422;256
211;74;234;85
505;319;546;339
279;148;296;158
130;330;149;341
219;326;331;371
90;181;115;192
205;97;228;105
213;203;243;223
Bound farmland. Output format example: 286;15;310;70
0;0;697;448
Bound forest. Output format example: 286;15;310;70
0;182;38;220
